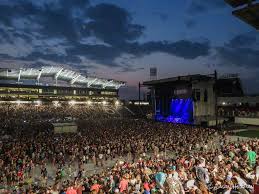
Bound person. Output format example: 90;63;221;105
155;168;167;189
66;185;77;194
194;160;209;194
90;180;102;193
76;182;85;194
164;169;185;194
119;175;129;193
247;147;256;167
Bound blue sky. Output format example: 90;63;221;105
0;0;258;99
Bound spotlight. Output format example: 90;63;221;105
222;102;226;105
115;100;120;105
102;100;107;105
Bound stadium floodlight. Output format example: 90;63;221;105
102;100;107;105
224;0;255;8
232;3;259;30
87;100;92;105
69;100;76;105
35;100;42;106
52;101;59;107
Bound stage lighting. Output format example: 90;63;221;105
222;102;226;105
115;100;120;105
102;100;107;105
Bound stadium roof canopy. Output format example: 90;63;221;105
224;0;255;8
225;0;259;30
0;67;125;89
232;3;259;29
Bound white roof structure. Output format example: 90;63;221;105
0;67;125;89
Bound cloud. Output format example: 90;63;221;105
20;52;82;64
65;40;211;68
84;3;145;45
216;47;259;68
67;44;122;67
117;65;144;73
137;40;210;59
227;32;258;48
216;32;259;68
0;0;211;72
187;0;226;15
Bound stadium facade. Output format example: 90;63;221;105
0;67;125;104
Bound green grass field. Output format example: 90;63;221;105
235;130;259;138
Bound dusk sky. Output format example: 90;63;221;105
0;0;258;99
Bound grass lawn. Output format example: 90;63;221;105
235;130;259;138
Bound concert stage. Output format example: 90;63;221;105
155;98;194;124
143;74;217;126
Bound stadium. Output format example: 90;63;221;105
0;66;258;193
0;0;259;193
0;67;125;103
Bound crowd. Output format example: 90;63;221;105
218;107;259;118
0;104;258;194
0;104;123;135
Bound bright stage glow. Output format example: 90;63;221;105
156;98;194;124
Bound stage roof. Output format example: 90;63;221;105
232;3;259;29
0;67;125;89
143;74;214;86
